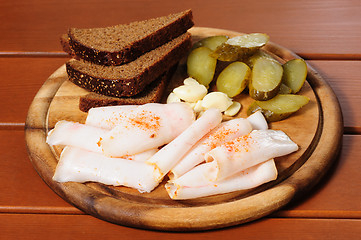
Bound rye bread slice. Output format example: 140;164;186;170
66;32;191;98
78;65;177;112
60;34;76;57
67;9;193;66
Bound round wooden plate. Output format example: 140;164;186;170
25;27;343;231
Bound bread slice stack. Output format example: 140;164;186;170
61;10;194;112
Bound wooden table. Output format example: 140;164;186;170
1;0;360;239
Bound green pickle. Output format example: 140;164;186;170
211;33;269;61
249;57;283;101
216;62;251;97
245;50;278;69
193;35;229;51
282;59;307;93
279;83;293;94
187;47;217;87
186;34;310;123
247;94;310;122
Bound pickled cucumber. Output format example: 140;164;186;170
249;58;283;101
211;33;269;61
193;35;229;51
216;62;251;97
279;83;293;94
247;94;310;122
282;59;307;93
245;50;278;69
187;47;217;87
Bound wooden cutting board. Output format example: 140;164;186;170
25;27;343;231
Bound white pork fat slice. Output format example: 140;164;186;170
146;108;223;181
170;118;252;179
123;148;159;162
204;129;299;181
99;103;195;157
247;110;268;130
46;120;108;153
165;159;277;199
46;120;159;160
53;147;159;193
86;105;137;129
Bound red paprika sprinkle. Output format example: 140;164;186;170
203;125;238;149
223;134;253;153
127;110;161;134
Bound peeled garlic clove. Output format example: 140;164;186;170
224;101;242;116
173;84;208;103
201;92;233;112
193;100;204;113
186;102;197;109
167;92;181;104
183;77;200;86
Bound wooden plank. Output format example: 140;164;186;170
308;60;361;133
0;57;69;124
1;214;361;240
275;135;361;217
0;0;360;57
0;130;80;214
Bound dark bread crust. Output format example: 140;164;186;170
66;32;191;97
67;10;193;66
78;65;177;112
60;34;74;56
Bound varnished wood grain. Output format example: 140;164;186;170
24;27;342;231
276;135;361;215
0;0;360;58
1;214;361;240
308;60;361;133
0;130;80;214
0;57;69;124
